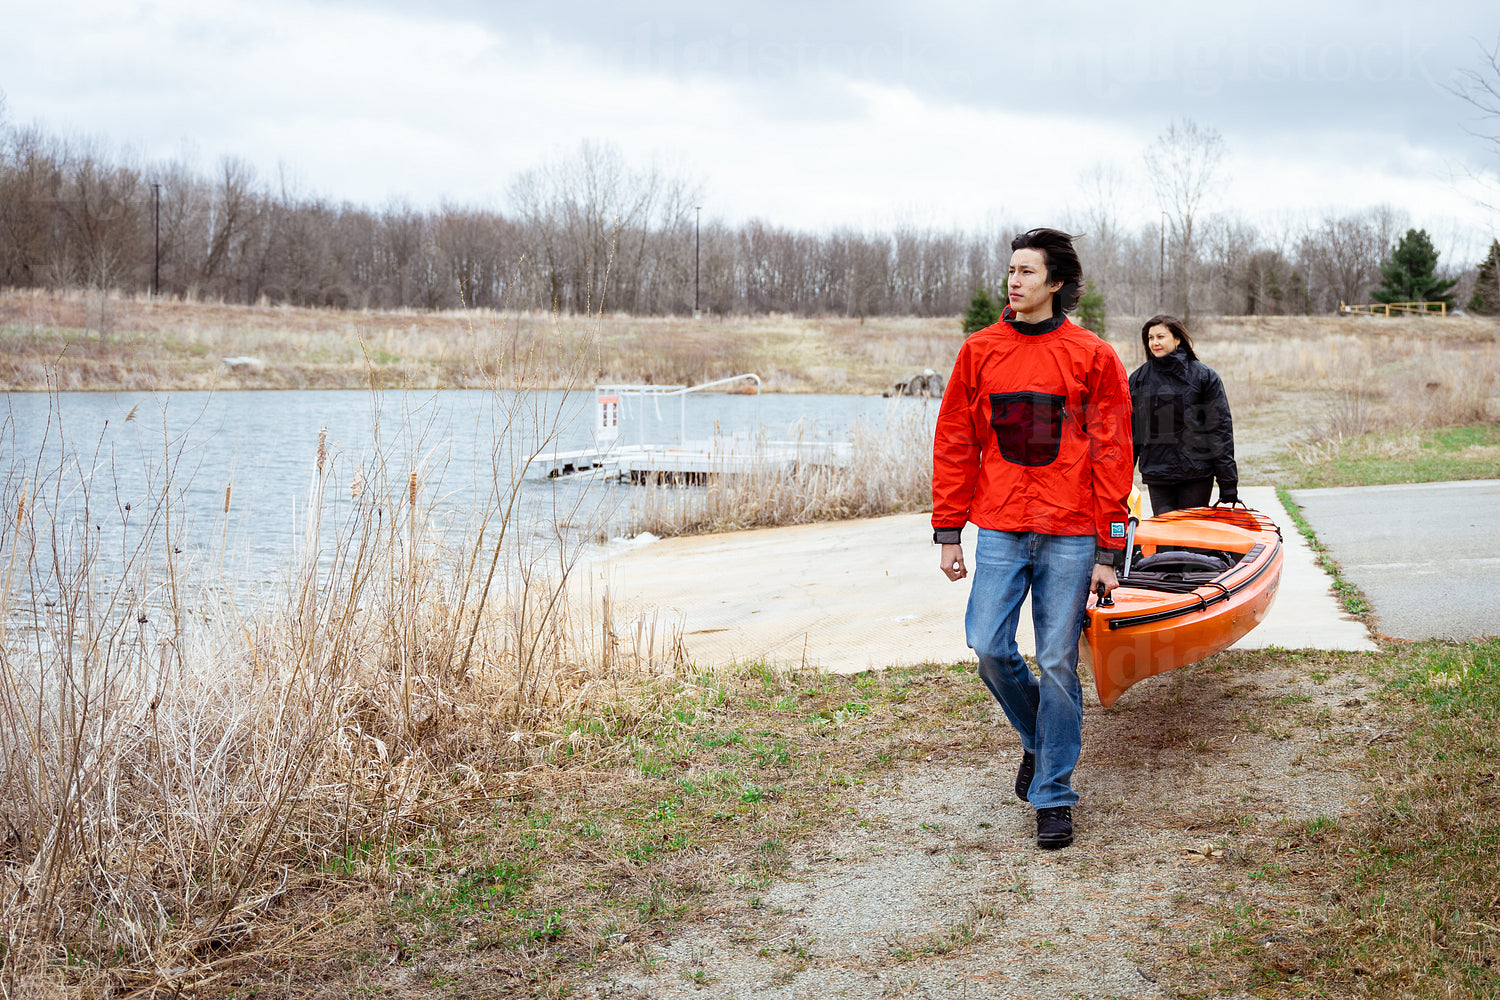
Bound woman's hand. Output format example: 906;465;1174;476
940;543;967;581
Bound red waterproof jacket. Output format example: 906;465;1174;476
931;314;1134;563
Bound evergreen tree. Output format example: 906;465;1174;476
962;286;1000;334
1076;280;1106;333
1372;228;1458;308
1468;239;1500;316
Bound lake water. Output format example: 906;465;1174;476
2;388;929;596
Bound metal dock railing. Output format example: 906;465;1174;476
538;374;852;483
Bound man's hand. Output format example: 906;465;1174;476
940;543;967;581
1091;562;1119;596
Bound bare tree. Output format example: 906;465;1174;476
695;219;736;315
142;156;208;298
199;157;255;291
1200;214;1257;315
377;201;425;307
1070;160;1131;315
507;142;700;314
1303;207;1406;310
1144;118;1226;319
1451;31;1500;210
3;105;1485;320
0;125;63;287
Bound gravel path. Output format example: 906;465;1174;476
579;652;1381;998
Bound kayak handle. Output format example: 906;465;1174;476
1095;581;1114;608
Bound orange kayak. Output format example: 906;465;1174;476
1081;505;1283;707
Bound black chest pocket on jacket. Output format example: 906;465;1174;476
989;391;1065;467
1148;392;1181;443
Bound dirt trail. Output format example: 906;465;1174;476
579;650;1382;999
1231;388;1324;485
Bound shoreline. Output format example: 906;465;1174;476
0;378;895;394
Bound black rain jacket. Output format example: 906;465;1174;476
1128;348;1238;493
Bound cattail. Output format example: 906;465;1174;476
223;484;232;513
316;427;328;472
350;471;364;499
16;480;26;526
407;471;418;508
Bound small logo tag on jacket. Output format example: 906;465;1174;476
1109;521;1127;538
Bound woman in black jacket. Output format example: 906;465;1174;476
1128;314;1238;515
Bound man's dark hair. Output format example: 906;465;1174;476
1010;228;1084;315
1140;314;1198;361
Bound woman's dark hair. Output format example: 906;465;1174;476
1010;228;1083;315
1140;314;1198;361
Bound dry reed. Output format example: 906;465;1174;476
0;377;701;996
624;403;938;537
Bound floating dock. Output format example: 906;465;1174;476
542;440;853;484
538;374;852;483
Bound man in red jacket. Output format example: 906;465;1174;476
932;228;1133;850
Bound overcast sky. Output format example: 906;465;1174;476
3;0;1498;259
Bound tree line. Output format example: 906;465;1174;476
0;107;1488;322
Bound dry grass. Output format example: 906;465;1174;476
1287;431;1427;467
110;637;1489;1000
1148;640;1500;999
625;404;937;537
0;290;967;395
4;379;1493;998
0;379;711;997
1164;315;1499;441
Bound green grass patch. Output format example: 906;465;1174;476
1167;639;1500;999
1277;487;1373;619
326;659;1000;991
390;859;537;946
1320;640;1500;997
1279;423;1500;488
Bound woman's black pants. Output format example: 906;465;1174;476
1147;478;1214;516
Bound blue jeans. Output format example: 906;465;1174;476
966;530;1095;809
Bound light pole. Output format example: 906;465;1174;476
152;182;161;298
694;205;701;319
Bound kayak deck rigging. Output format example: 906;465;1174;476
1082;505;1284;706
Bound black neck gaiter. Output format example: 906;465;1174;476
1004;309;1066;336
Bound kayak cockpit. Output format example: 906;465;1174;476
1082;505;1285;706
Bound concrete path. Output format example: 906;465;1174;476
582;485;1376;674
1288;479;1500;641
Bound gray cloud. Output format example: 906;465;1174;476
335;0;1495;141
6;0;1496;233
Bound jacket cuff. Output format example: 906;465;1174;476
1095;546;1123;568
933;527;964;545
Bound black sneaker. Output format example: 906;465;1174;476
1036;806;1073;850
1014;750;1035;802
